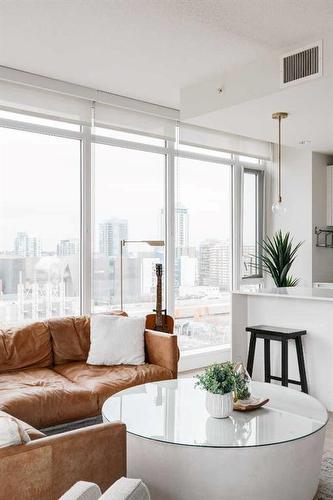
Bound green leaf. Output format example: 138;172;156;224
249;230;303;287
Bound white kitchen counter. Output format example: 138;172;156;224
232;287;333;410
234;286;333;301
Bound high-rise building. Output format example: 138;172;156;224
141;257;160;296
57;239;80;256
176;205;189;249
199;240;230;290
0;256;25;294
179;255;197;287
99;219;128;257
14;232;42;257
160;205;189;250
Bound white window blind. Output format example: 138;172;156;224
0;67;271;156
0;80;92;125
94;102;176;141
179;123;272;160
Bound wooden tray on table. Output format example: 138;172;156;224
233;397;269;412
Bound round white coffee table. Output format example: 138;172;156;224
102;379;327;500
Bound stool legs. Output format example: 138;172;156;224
246;330;308;393
295;337;308;393
247;332;256;377
281;340;288;387
264;339;271;383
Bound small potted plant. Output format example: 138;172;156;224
255;230;303;287
195;362;235;419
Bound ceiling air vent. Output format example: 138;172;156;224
280;41;322;88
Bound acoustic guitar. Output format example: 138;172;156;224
146;263;174;334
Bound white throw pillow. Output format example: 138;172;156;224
87;315;146;366
0;416;30;448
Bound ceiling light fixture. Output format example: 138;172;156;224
272;112;288;215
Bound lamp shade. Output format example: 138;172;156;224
122;239;164;246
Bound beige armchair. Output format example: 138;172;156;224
60;478;151;500
0;422;126;500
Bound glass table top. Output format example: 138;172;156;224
102;378;328;448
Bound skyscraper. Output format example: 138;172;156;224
99;219;128;257
179;255;197;287
176;205;189;249
14;232;42;257
57;239;80;256
160;204;189;250
199;240;230;290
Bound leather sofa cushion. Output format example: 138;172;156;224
0;410;45;441
0;368;99;429
54;362;173;407
48;316;90;365
0;322;52;372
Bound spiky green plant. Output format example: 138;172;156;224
256;230;303;287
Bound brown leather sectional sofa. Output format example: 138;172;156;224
0;316;178;429
0;419;126;500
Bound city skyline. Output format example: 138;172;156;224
0;125;255;351
0;224;239;295
1;202;255;295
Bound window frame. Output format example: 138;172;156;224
0;112;83;320
239;163;265;285
0;108;265;366
91;130;168;314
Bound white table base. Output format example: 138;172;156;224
128;427;326;500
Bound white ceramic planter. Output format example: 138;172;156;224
205;391;233;419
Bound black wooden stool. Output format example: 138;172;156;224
245;325;308;393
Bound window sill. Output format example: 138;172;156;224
178;344;231;372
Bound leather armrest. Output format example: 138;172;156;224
0;422;126;500
144;329;179;378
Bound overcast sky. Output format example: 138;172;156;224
0;127;254;253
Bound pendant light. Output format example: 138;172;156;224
272;112;288;215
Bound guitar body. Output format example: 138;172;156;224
145;313;174;334
146;263;174;334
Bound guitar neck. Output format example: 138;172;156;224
155;276;163;326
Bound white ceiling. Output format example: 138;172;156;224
185;66;333;155
2;0;332;108
0;0;271;107
1;0;333;151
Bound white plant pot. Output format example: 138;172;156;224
205;391;233;419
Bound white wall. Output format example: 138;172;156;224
266;145;313;286
266;147;333;286
312;152;333;282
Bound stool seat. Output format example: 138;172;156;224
246;325;306;339
246;324;308;393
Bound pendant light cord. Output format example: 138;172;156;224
278;116;282;203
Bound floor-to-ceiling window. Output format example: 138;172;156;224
241;167;264;280
174;156;231;351
92;130;166;315
0;92;267;367
0;114;81;325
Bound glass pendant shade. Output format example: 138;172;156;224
272;200;287;215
